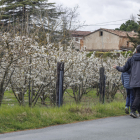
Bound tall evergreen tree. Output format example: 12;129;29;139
128;14;140;49
0;0;61;34
0;0;56;24
115;20;139;32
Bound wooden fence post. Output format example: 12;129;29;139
99;67;105;103
29;55;32;107
56;62;64;107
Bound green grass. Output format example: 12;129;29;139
0;101;126;133
0;89;126;133
3;88;124;106
64;88;99;104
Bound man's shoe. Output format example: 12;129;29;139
125;107;129;114
130;112;138;118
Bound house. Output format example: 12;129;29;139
70;31;91;50
84;28;137;51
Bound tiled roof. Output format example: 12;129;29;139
70;31;91;36
87;28;137;37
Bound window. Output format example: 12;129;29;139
127;41;129;47
99;31;103;36
75;38;79;41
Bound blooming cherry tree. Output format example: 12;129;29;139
0;33;130;106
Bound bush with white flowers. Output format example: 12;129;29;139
0;33;130;106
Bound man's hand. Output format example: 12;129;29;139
113;65;117;69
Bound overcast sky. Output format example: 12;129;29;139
48;0;140;31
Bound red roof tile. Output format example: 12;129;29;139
102;28;137;37
87;28;137;37
70;31;91;37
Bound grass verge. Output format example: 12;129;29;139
0;101;125;133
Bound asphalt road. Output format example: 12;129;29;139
0;115;140;140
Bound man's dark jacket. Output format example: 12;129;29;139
116;53;140;88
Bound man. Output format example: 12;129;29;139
113;45;140;118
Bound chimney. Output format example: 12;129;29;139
131;30;134;33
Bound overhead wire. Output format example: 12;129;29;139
83;18;130;26
84;24;127;26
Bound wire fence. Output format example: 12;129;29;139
2;64;126;107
